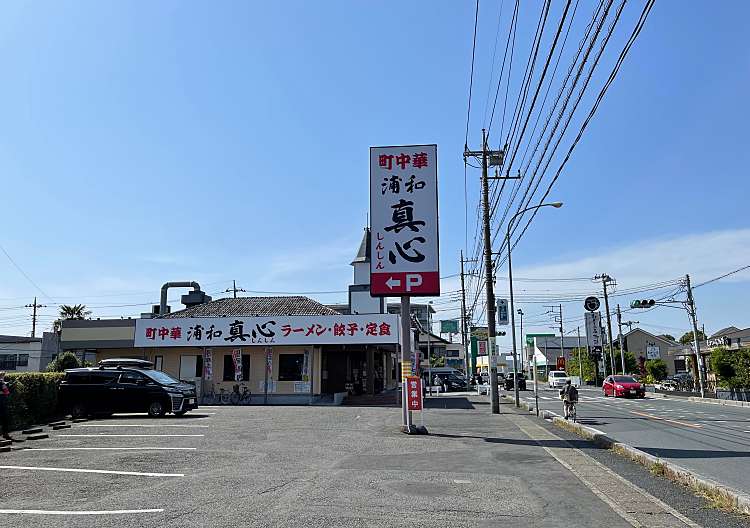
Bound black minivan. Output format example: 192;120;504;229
59;359;198;418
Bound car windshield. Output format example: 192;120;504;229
552;372;567;377
144;370;180;385
613;376;637;383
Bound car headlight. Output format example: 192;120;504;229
616;385;624;390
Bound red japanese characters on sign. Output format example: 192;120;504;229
405;376;422;411
135;315;400;347
370;145;439;297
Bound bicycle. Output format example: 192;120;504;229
214;386;231;405
563;400;578;423
230;383;252;405
201;386;215;405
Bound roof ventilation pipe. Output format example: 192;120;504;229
160;281;212;315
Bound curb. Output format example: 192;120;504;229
550;415;750;515
647;391;749;409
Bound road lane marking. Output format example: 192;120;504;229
57;434;204;437
78;424;209;428
0;509;164;515
0;465;183;477
20;447;197;451
630;410;702;429
453;479;471;484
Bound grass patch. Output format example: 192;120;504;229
650;461;666;476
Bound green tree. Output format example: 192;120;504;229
566;348;596;383
679;329;706;345
611;348;638;374
645;359;668;381
52;304;92;332
46;351;82;372
658;334;676;342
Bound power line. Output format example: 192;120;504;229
693;264;750;289
0;243;55;302
464;0;481;149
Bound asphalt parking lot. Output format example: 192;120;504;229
2;398;746;527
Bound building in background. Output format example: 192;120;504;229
0;333;58;372
623;328;683;376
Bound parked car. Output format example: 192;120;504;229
602;375;645;398
504;372;527;391
548;370;570;389
59;359;199;418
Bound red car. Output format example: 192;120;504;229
603;375;646;398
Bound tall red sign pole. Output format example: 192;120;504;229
370;145;438;435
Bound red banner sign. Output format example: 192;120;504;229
405;376;422;411
557;356;566;371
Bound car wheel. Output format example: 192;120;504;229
71;402;88;419
148;401;167;418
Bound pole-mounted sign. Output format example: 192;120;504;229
584;296;600;312
497;298;509;325
370;145;439;296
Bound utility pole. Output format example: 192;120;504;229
460;252;471;388
558;304;564;365
518;308;524;373
576;326;583;385
595;274;616;377
464;129;505;414
226;280;246;299
616;304;626;374
25;297;47;338
545;305;564;371
685;274;706;398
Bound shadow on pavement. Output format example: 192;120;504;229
428;431;603;450
424;397;475;410
637;446;750;459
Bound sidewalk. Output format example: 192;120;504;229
417;394;699;527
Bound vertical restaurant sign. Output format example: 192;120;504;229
585;312;603;350
370;145;439;296
265;347;273;374
232;349;242;382
497;299;509;326
405;376;422;411
203;348;213;380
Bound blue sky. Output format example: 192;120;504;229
0;1;748;343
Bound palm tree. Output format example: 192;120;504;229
52;304;92;332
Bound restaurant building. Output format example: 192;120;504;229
59;228;403;404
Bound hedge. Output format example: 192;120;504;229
5;372;65;430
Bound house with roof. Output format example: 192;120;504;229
0;333;58;372
622;328;684;376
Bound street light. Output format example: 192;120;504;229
508;202;563;410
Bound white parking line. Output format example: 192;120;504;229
78;424;209;428
0;509;164;515
57;434;204;438
20;447;197;451
0;465;184;477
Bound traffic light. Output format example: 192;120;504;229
630;299;656;309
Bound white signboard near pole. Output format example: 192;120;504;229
646;344;661;359
585;312;603;349
370;144;439;296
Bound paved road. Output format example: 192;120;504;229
0;399;713;527
511;385;750;494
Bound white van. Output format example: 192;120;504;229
548;370;570;389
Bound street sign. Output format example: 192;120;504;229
405;377;422;411
370;145;439;296
585;312;603;349
497;299;509;325
478;340;488;356
440;319;459;334
584;296;600;312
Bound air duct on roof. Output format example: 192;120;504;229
159;281;212;315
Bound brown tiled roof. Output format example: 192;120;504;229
161;296;341;318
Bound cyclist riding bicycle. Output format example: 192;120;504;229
559;379;578;420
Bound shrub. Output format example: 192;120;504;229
5;372;65;430
46;351;81;372
645;359;668;381
710;347;750;389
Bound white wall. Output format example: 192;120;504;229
0;340;44;372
